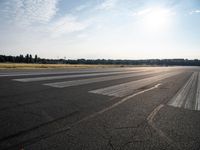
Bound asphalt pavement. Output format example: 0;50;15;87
0;66;200;150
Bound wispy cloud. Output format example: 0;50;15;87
189;9;200;15
131;7;175;17
96;0;117;10
132;8;152;16
75;4;88;11
0;0;58;26
50;16;90;38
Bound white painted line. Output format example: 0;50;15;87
196;73;200;110
90;72;180;97
68;84;162;129
168;73;195;107
168;72;200;111
1;69;134;77
184;73;198;110
44;71;159;88
13;70;145;82
1;71;86;77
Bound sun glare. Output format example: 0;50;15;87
143;7;172;32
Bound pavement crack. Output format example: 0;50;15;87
114;120;146;130
1;83;161;149
147;104;182;150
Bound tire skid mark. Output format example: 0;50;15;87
0;100;41;112
0;111;79;149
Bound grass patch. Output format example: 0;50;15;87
0;63;128;69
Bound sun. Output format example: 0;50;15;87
143;7;172;32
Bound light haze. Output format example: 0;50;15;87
0;0;200;59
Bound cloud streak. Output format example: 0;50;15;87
0;0;58;26
96;0;117;10
131;7;175;17
50;16;90;38
190;9;200;14
132;8;152;16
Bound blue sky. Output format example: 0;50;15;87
0;0;200;59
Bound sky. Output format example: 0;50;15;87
0;0;200;59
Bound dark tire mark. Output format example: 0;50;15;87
0;111;79;150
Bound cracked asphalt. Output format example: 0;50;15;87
0;67;200;150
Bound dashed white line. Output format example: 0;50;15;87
2;69;136;77
90;72;180;97
44;71;158;88
13;70;144;82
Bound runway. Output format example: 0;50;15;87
0;66;200;150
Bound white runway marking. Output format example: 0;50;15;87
13;70;144;82
2;69;134;77
44;71;158;88
168;72;200;111
90;72;180;97
196;73;200;110
0;71;92;77
62;84;162;133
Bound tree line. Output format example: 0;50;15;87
0;54;200;66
